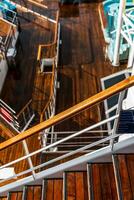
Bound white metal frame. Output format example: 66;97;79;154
113;1;134;66
101;68;131;134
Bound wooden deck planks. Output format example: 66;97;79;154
9;191;23;200
65;171;88;200
91;163;118;200
45;179;63;200
117;154;134;200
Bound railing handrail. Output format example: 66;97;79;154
17;99;32;118
37;11;59;61
0;76;134;151
40;63;55;122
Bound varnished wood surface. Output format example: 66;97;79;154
0;197;7;200
0;123;15;140
43;179;63;200
25;185;42;200
65;171;88;200
0;75;134;151
90;163;118;200
9;191;23;200
56;3;126;131
32;71;52;114
1;8;53;113
117;154;134;200
0;19;12;37
0;2;129;189
0;133;41;187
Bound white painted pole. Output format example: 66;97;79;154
112;0;126;66
127;44;134;68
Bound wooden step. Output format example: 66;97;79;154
0;197;7;200
88;163;118;200
42;179;63;200
23;185;42;200
8;192;23;200
115;154;134;199
64;171;88;200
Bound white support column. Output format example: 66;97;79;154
112;0;126;66
127;44;134;68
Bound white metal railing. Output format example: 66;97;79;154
0;4;18;53
0;114;119;185
10;0;56;24
0;99;35;132
40;24;60;150
113;1;134;66
0;85;132;194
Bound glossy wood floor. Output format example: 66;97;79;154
65;171;88;200
90;163;118;200
117;154;134;199
0;1;127;186
55;3;126;131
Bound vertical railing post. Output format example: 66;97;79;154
127;44;134;68
110;90;126;151
112;0;126;66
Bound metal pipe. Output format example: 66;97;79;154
0;134;120;184
112;0;126;66
0;115;119;170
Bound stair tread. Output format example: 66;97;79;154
117;154;134;199
65;171;88;200
25;185;42;200
89;163;118;200
9;191;23;200
43;179;63;200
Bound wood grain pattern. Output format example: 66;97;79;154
65;171;88;200
91;163;118;200
54;179;63;200
46;180;54;200
25;185;42;200
44;179;63;200
117;155;134;200
9;191;23;200
0;75;134;151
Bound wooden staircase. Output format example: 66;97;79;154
1;154;134;199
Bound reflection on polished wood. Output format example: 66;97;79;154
0;2;128;184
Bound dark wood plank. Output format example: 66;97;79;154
75;172;88;200
91;163;118;200
66;172;75;200
65;171;88;200
92;164;102;200
25;185;42;200
33;185;42;200
46;180;54;200
117;155;133;200
26;186;33;200
126;155;134;199
54;179;63;200
9;192;23;200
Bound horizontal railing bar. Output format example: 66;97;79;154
51;136;108;139
105;104;118;115
57;144;107;147
0;76;134;151
0;134;120;184
55;141;109;144
10;1;56;23
42;130;109;134
0;99;16;114
0;115;118;170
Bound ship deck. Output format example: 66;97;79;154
0;1;127;183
